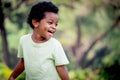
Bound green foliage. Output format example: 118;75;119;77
1;0;120;79
0;62;25;80
0;63;12;80
16;72;25;80
69;68;99;80
0;36;2;62
102;27;120;66
51;0;70;4
98;60;120;80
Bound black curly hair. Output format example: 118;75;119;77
27;1;59;29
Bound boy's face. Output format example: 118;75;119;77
33;12;58;40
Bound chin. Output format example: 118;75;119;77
46;36;52;40
45;34;53;40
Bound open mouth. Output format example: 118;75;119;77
48;30;55;35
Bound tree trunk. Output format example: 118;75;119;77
78;16;120;68
71;17;81;56
0;0;11;67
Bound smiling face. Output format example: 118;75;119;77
32;12;58;42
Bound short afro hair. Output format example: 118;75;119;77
27;1;59;29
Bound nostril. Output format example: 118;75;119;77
52;26;56;29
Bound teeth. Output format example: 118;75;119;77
48;30;53;33
49;30;54;33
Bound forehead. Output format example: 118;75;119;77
44;12;59;20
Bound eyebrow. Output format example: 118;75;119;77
47;18;58;23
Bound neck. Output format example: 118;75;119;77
32;32;47;43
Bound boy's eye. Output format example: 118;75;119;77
48;21;53;24
56;23;58;26
47;21;58;27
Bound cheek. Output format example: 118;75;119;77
38;22;49;32
39;26;48;33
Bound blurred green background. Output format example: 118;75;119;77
0;0;120;80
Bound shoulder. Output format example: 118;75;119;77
50;37;61;45
20;34;31;42
50;37;63;48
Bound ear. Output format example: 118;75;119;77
32;19;39;28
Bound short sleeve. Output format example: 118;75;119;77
17;37;23;58
53;41;69;66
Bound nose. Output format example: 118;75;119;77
51;24;57;29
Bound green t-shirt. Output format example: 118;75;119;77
18;34;69;80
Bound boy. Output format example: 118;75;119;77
9;1;70;80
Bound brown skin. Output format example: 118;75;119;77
9;59;70;80
56;65;70;80
8;12;70;80
32;12;58;43
32;12;70;80
8;58;24;80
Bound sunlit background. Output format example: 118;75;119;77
0;0;120;80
